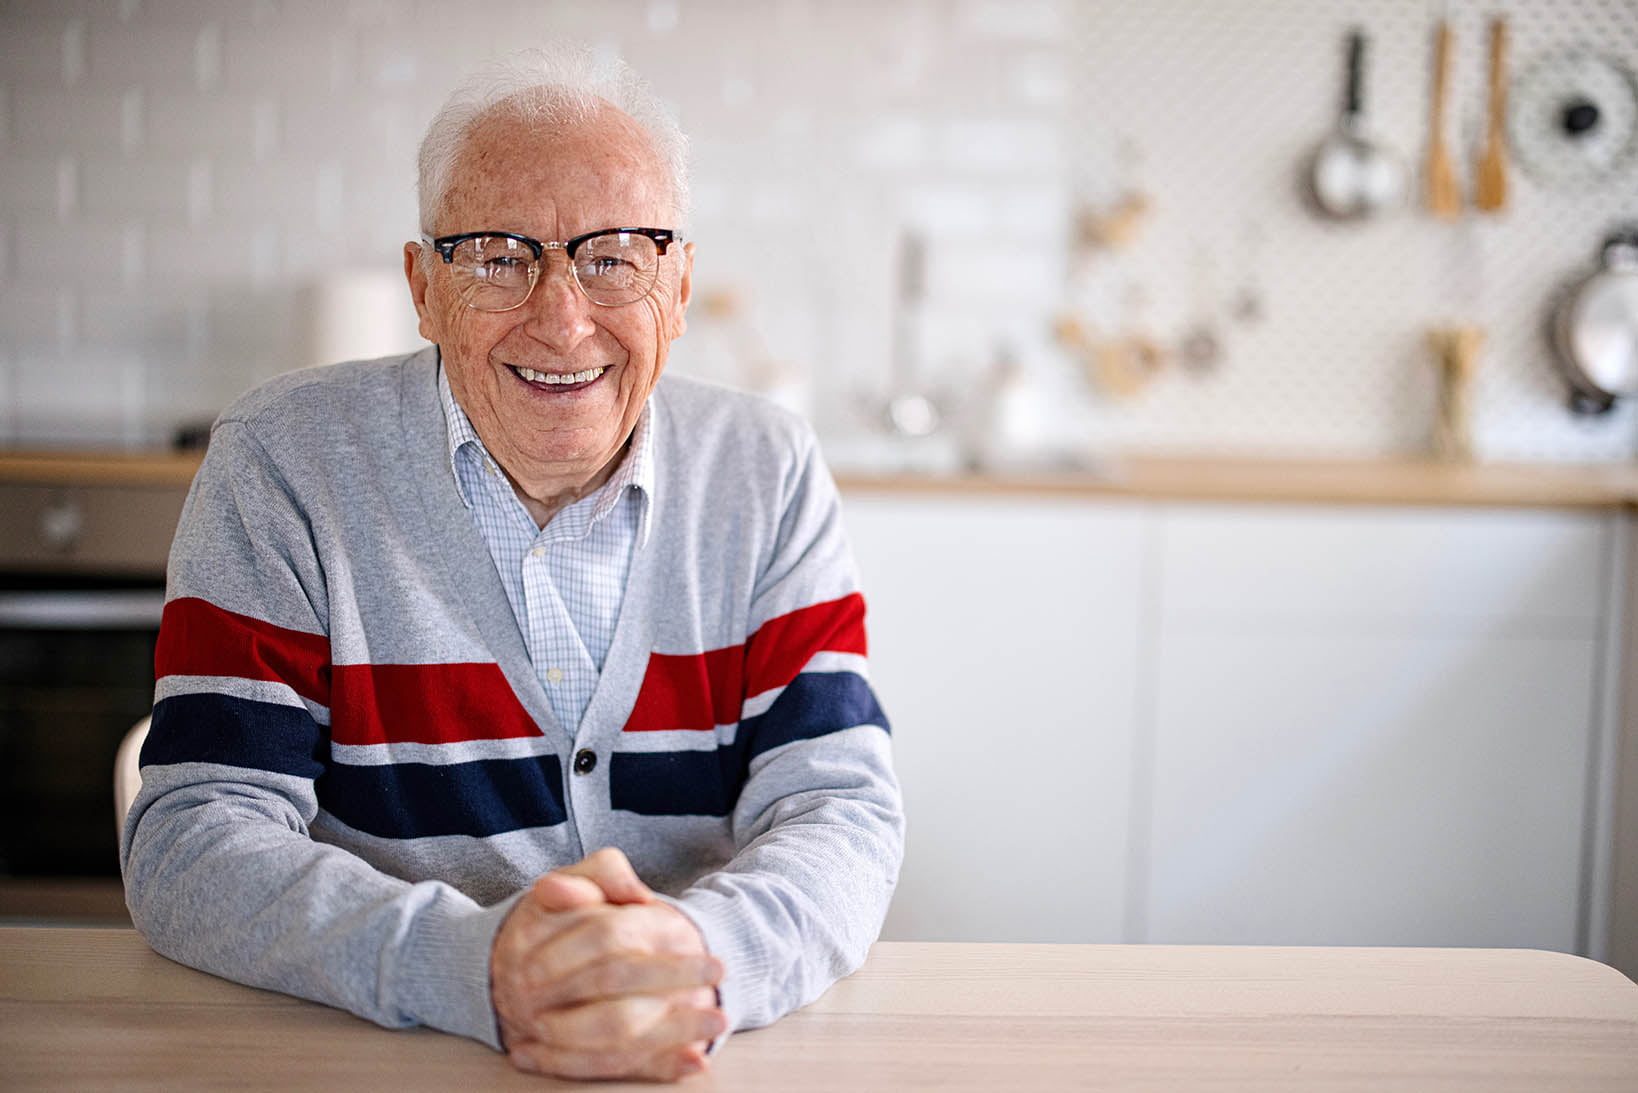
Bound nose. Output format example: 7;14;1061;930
519;252;596;352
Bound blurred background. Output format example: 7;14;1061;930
1;0;1635;464
3;0;1638;978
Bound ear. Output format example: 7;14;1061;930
667;241;695;341
403;242;439;343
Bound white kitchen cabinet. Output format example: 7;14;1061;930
843;490;1617;955
1143;505;1612;951
842;494;1147;943
1145;631;1597;949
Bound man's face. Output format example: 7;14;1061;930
406;106;693;490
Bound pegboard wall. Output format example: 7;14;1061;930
0;0;1633;463
1059;0;1638;462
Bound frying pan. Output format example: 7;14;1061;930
1552;227;1638;415
1306;29;1404;220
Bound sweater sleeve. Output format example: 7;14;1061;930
665;424;905;1032
120;420;513;1048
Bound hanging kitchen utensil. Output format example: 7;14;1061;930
1056;284;1166;401
1424;19;1462;219
1550;227;1638;415
888;231;940;435
1231;220;1266;326
1426;325;1483;461
1178;245;1224;374
854;230;943;437
1473;16;1509;213
1307;28;1405;220
1076;139;1152;252
1508;49;1638;188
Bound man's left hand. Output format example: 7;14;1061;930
491;849;725;1081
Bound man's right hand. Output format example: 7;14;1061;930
490;848;726;1082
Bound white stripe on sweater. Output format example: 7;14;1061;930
154;674;331;725
740;651;869;719
329;736;560;767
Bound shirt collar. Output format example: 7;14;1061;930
437;357;654;545
438;360;483;510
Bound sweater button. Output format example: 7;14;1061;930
573;749;597;775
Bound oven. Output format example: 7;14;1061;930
0;470;191;881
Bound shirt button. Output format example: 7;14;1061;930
573;749;597;775
546;667;563;683
530;546;546;558
485;459;499;476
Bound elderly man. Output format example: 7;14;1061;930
121;46;903;1082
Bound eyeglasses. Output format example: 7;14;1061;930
422;227;680;311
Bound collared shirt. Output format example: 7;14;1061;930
438;364;653;731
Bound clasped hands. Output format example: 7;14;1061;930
490;847;726;1081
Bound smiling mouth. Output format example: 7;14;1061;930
510;364;608;390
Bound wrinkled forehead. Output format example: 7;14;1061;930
439;101;675;233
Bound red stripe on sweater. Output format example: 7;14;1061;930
744;592;867;696
155;596;331;706
329;662;540;746
155;598;542;745
625;594;867;732
623;647;745;734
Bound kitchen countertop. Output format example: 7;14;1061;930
0;450;207;488
5;449;1638;508
837;457;1638;509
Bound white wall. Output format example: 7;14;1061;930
1;0;1633;461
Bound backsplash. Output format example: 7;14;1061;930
0;0;1634;463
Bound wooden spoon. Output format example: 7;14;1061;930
1427;325;1484;462
1474;17;1509;212
1425;20;1461;219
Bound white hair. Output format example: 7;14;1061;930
416;43;690;235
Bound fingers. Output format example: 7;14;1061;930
545;846;655;906
511;1038;710;1083
528;872;605;913
496;858;671;980
517;903;710;999
522;949;723;1012
491;855;726;1081
490;894;563;989
505;991;727;1082
494;902;717;1051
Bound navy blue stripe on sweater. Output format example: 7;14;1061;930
611;671;888;817
143;692;568;839
145;692;328;781
744;669;890;758
318;755;567;839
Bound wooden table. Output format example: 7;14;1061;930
3;930;1636;1090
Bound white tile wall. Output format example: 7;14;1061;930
0;154;68;215
84;21;215;91
13;220;144;285
145;91;275;157
11;88;129;150
0;18;81;86
954;0;1065;41
0;286;71;348
0;347;13;440
12;349;147;446
218;23;349;94
80;155;205;219
0;0;1633;462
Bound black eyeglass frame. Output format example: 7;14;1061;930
426;227;679;263
422;227;681;310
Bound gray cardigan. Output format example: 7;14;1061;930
121;347;904;1047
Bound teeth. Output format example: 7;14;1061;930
516;366;606;385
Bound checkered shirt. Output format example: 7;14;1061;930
438;364;653;731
